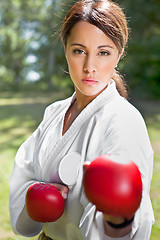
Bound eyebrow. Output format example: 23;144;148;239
71;43;114;49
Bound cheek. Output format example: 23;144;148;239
67;58;83;76
98;62;114;76
69;60;77;70
98;58;117;73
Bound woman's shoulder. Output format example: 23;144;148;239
98;95;147;136
47;97;71;110
43;96;72;121
103;95;144;121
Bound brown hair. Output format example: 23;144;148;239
60;0;129;99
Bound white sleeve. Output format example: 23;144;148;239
9;107;50;237
100;105;153;194
99;105;155;239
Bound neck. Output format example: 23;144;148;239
74;89;96;113
74;85;109;113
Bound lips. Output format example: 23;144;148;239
82;77;98;85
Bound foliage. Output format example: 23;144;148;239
0;0;72;91
119;0;160;99
0;0;160;98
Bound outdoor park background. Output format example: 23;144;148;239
0;0;160;239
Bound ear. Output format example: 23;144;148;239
119;48;124;60
115;48;124;68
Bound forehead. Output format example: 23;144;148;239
67;21;117;48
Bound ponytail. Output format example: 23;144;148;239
112;69;128;99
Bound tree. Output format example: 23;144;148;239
0;0;73;91
0;0;159;98
119;0;160;99
0;0;29;90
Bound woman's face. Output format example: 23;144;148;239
65;21;122;98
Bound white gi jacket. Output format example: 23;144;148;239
9;81;154;240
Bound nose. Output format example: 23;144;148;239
83;55;96;74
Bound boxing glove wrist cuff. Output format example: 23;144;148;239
106;216;134;229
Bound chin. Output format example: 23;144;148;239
80;86;108;97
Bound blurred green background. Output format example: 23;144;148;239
0;0;160;239
0;0;160;99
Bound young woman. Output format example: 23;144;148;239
9;1;154;239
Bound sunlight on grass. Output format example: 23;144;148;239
145;113;160;239
148;126;160;146
0;92;65;240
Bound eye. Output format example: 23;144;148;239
73;49;86;55
98;51;110;56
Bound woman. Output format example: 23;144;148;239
9;0;154;239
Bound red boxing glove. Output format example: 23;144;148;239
25;183;65;222
83;155;142;219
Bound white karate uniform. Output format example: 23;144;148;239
9;81;154;240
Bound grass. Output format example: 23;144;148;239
133;100;160;240
0;92;160;240
0;91;65;240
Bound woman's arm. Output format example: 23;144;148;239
9;106;53;236
9;133;43;236
103;214;132;238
